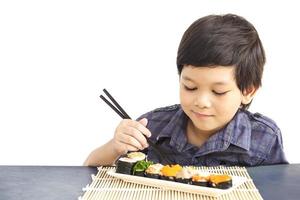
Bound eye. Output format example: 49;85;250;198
184;85;197;91
213;91;228;96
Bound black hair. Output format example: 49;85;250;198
177;14;265;109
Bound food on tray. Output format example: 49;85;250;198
175;167;194;184
115;152;233;189
192;174;209;186
161;164;183;181
115;152;146;175
115;157;137;175
145;163;163;179
132;160;153;176
209;174;232;189
127;152;146;161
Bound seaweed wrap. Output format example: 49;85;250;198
115;152;147;175
115;157;137;175
192;174;209;187
145;163;163;179
209;174;232;189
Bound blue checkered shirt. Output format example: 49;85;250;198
137;104;288;166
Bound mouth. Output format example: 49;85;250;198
192;111;213;118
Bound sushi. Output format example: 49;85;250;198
175;167;194;184
145;163;164;179
191;171;210;186
127;152;146;161
115;157;138;175
192;175;209;187
209;174;232;189
132;160;153;176
115;152;146;175
160;164;182;181
115;154;233;190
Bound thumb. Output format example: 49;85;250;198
139;118;148;127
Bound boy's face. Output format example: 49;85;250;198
180;65;254;136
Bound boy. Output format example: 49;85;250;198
84;14;288;167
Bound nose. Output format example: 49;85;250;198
194;92;212;108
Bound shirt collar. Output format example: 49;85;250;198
155;107;251;153
226;109;251;150
155;106;188;151
194;109;252;156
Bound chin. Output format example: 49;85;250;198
192;121;213;130
195;125;215;132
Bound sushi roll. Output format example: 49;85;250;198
145;163;163;179
132;160;153;177
115;157;137;175
115;151;146;175
209;174;232;189
175;167;194;184
192;174;209;187
127;152;146;161
160;164;182;181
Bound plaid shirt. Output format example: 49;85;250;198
137;104;288;166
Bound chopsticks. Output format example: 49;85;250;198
100;89;131;119
99;88;173;165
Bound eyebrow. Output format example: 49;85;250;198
182;76;229;85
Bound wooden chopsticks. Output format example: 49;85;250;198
99;88;173;165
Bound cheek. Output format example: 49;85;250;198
216;94;242;114
180;90;193;106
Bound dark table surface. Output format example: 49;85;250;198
0;166;97;200
0;164;299;200
247;164;300;200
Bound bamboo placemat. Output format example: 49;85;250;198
79;166;263;200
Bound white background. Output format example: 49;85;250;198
0;0;299;165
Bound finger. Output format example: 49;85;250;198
117;119;151;147
114;141;139;155
127;120;152;138
126;144;139;152
139;118;148;127
122;126;149;148
118;133;144;150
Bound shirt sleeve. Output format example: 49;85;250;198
261;129;289;165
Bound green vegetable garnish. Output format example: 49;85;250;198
133;160;153;174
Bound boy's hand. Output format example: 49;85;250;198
112;118;152;155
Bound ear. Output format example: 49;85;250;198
241;86;258;105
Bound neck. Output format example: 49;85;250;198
186;120;215;147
